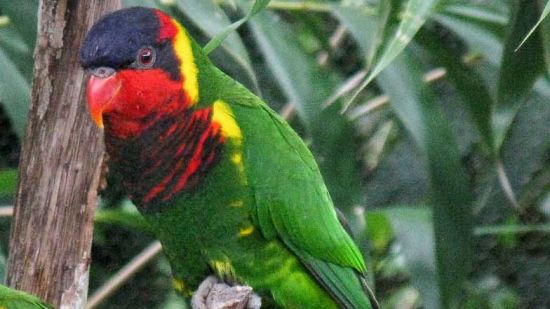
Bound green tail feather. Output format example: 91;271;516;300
287;243;378;309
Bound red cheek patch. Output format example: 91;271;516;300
115;69;181;117
103;69;186;138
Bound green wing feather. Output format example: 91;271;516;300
0;285;54;309
221;86;374;308
253;108;366;271
249;107;373;309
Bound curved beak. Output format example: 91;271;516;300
86;68;121;128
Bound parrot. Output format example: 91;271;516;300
79;7;378;309
0;284;54;309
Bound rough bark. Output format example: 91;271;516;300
6;1;121;308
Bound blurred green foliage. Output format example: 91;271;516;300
0;0;549;308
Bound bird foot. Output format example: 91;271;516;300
191;276;261;309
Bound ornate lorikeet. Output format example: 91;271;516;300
0;284;53;309
80;7;378;309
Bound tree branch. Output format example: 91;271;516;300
6;1;121;308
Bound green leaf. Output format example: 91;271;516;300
122;0;159;8
330;1;380;62
493;0;546;151
174;0;260;89
474;223;550;236
94;208;151;233
343;0;440;111
364;134;429;207
95;199;150;231
365;211;393;254
0;47;30;138
0;0;38;49
372;206;440;309
0;1;36;138
541;1;550;75
0;18;34;80
0;242;5;284
416;27;495;152
433;9;505;66
377;51;473;308
440;2;508;26
0;168;17;198
499;89;550;202
203;0;270;54
515;0;550;51
464;276;520;309
247;11;332;124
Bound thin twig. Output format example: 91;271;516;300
280;103;296;120
346;67;448;119
423;67;447;83
348;95;390;120
318;24;348;66
0;206;14;217
87;241;163;309
323;70;368;109
329;25;348;49
496;160;520;210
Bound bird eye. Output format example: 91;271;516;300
136;47;156;68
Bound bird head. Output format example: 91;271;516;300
79;7;198;132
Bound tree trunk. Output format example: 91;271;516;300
6;1;121;308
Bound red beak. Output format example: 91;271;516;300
87;74;122;128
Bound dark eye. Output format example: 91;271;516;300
136;47;156;68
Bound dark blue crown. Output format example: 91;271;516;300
79;7;159;69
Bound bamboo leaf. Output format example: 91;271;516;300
0;2;36;138
94;208;151;233
515;0;550;50
499;88;550;205
0;48;30;138
433;7;505;66
247;11;333;124
416;28;495;152
376;51;473;307
0;244;5;284
203;0;271;54
493;0;546;151
370;206;440;309
0;0;38;49
440;2;508;26
539;0;550;75
0;168;17;198
330;0;381;63
0;18;34;80
343;0;440;111
475;223;550;236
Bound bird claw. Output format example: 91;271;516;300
191;276;261;309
